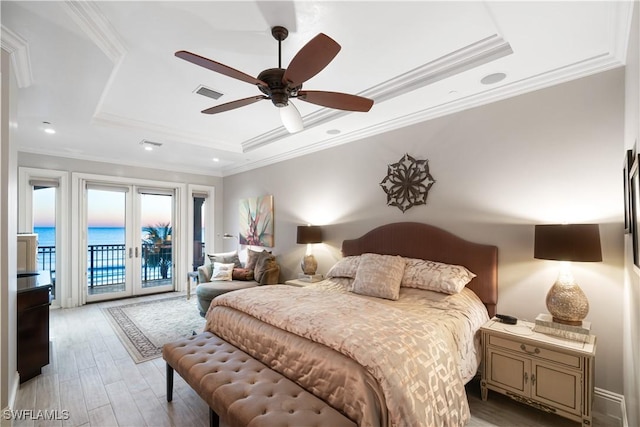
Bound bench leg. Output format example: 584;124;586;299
166;363;174;402
209;408;219;427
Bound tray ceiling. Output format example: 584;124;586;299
1;1;633;176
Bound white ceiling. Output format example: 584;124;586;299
1;1;633;177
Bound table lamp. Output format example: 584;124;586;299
296;225;323;278
534;224;602;325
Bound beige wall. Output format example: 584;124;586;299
223;68;626;395
624;3;640;426
1;48;19;412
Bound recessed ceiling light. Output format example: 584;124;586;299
481;72;507;85
327;129;341;135
212;158;219;162
42;121;55;134
140;139;162;151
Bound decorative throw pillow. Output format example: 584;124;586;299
401;257;476;294
254;250;277;283
326;256;361;279
210;262;234;281
245;248;268;271
351;253;405;301
207;251;242;268
232;268;254;281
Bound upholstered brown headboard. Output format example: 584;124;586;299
341;222;498;317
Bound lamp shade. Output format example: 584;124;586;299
280;103;303;133
534;224;602;262
296;225;323;244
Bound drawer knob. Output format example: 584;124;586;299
520;343;540;355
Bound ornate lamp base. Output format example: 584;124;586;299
546;266;589;326
301;254;318;275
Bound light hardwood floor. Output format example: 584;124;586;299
10;293;620;427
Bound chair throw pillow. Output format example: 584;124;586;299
245;248;268;272
254;250;277;283
351;253;405;301
207;251;242;268
210;262;234;281
232;268;254;281
401;257;476;294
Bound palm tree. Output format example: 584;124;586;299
142;223;172;279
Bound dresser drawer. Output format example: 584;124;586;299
488;335;581;369
17;286;50;311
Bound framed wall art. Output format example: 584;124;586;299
624;149;634;234
630;154;640;268
239;195;274;247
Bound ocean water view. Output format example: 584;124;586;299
35;226;125;246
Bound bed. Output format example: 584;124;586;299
203;222;498;427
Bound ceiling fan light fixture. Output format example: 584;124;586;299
177;26;373;129
279;102;303;133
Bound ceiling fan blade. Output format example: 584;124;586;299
297;91;374;112
176;50;267;87
201;96;268;114
282;34;341;87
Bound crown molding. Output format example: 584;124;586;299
19;146;224;178
240;34;513;153
224;51;624;177
61;1;126;63
609;0;635;64
0;26;33;88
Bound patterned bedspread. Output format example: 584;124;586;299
205;279;489;427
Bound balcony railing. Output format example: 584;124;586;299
37;243;174;290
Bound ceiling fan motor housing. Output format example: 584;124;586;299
257;68;301;107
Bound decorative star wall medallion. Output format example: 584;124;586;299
380;153;436;213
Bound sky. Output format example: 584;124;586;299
33;188;172;228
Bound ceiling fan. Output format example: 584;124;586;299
176;26;374;133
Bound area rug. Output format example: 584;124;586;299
102;296;206;363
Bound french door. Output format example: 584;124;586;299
84;183;175;302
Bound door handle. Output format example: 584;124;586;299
129;248;133;258
531;373;536;386
524;372;528;384
135;247;139;258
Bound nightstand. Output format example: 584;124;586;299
284;279;314;287
480;318;596;426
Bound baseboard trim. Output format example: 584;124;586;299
1;372;20;427
9;371;19;408
594;387;627;426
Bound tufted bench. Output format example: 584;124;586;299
162;331;356;427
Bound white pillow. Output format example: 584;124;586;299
210;262;234;281
401;257;476;294
351;253;405;301
326;256;361;279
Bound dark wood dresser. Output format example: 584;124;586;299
17;271;52;383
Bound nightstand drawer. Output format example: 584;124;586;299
488;335;581;369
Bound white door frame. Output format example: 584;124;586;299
18;167;69;308
72;172;185;306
